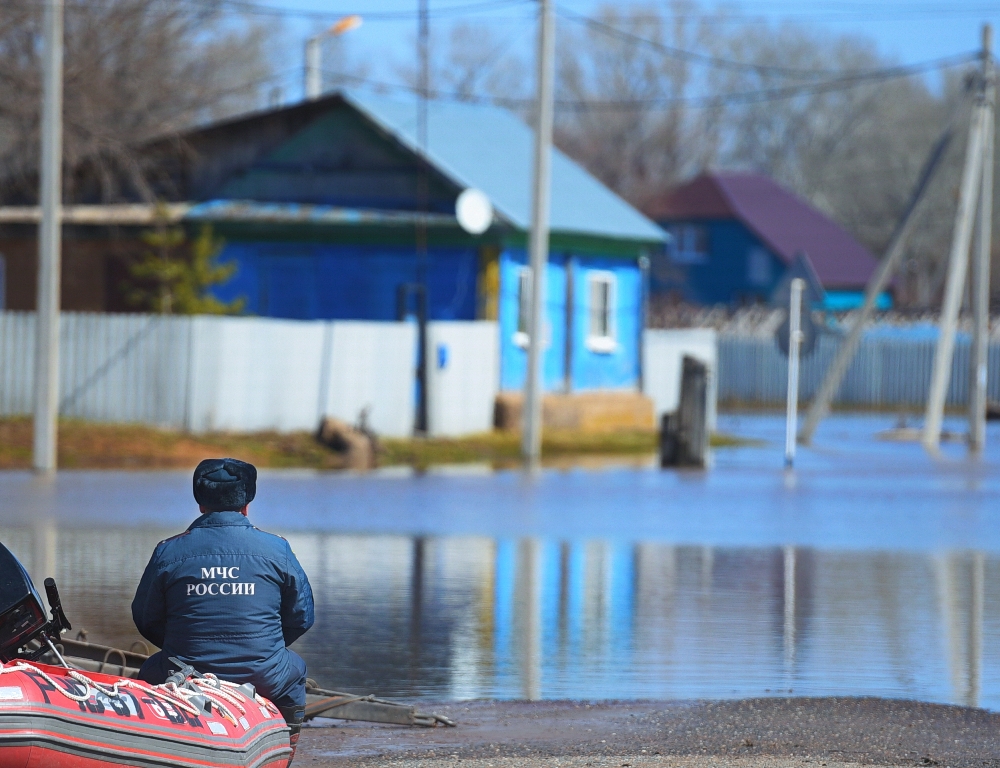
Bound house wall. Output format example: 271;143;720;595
0;233;140;312
657;219;784;306
211;241;479;321
498;249;567;391
498;249;641;392
567;255;641;391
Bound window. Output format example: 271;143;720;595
747;247;773;286
514;267;532;347
586;272;616;353
668;224;709;264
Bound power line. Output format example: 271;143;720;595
558;5;881;78
176;0;533;21
315;48;976;112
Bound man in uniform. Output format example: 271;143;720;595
132;458;314;759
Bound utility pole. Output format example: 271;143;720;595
521;0;555;468
784;279;804;468
970;24;995;453
414;0;430;434
924;28;992;451
33;0;64;473
799;122;954;444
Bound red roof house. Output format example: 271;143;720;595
648;173;883;309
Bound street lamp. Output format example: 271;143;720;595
304;15;363;101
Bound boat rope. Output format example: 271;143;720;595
0;661;256;728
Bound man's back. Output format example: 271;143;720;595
132;511;313;685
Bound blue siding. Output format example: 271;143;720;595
499;250;641;392
656;220;784;305
211;242;478;321
498;249;567;391
568;257;640;390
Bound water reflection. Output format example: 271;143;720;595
3;526;995;708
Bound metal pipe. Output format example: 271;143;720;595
785;279;804;467
305;36;322;100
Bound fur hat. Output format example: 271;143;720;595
193;458;257;511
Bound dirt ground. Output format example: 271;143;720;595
295;698;1000;768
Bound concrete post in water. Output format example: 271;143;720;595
522;0;555;468
924;34;991;451
970;24;995;453
33;0;64;473
785;279;804;468
659;356;708;468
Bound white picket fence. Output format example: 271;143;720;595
0;312;497;437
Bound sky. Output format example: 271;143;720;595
245;0;1000;103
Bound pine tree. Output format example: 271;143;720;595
128;215;245;315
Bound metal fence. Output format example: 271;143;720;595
718;333;1000;407
0;312;496;436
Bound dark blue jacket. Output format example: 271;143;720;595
131;512;314;700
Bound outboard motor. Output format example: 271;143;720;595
0;542;71;662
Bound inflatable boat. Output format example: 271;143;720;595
0;660;291;768
0;544;292;768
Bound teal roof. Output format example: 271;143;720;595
344;92;665;245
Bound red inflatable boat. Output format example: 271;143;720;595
0;542;291;767
0;660;291;768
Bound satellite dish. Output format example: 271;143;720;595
455;188;493;235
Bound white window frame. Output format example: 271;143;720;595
585;271;617;353
513;267;531;349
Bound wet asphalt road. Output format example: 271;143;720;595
296;698;1000;768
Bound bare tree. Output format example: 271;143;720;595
0;0;276;205
553;1;723;208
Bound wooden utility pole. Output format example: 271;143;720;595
924;27;993;451
969;24;995;453
33;0;64;473
521;0;555;467
799;123;955;444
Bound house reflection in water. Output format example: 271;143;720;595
1;526;994;708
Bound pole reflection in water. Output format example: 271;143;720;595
936;550;985;707
783;545;796;681
1;526;999;708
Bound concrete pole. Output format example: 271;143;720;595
924;100;988;450
970;24;995;453
521;0;555;468
799;123;954;445
784;279;804;468
33;0;64;474
304;36;321;100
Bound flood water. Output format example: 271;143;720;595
1;414;999;708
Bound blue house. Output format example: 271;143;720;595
647;172;884;310
150;92;665;393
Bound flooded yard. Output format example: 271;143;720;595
1;414;998;707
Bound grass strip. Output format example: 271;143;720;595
0;418;756;471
